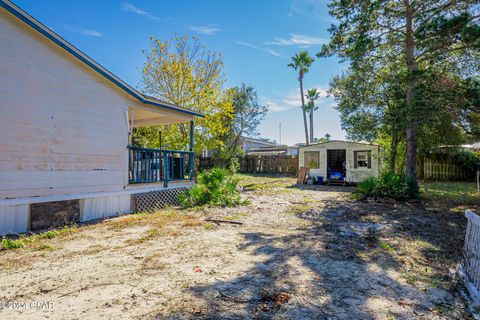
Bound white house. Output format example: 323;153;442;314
201;136;277;157
299;140;382;184
247;146;299;156
239;136;277;153
0;0;203;235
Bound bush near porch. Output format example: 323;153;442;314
179;167;246;207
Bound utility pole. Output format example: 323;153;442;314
279;123;282;145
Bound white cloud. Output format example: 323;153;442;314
64;25;103;37
121;2;159;21
234;41;282;58
288;0;334;21
189;24;221;35
266;34;327;47
262;87;329;113
79;29;103;37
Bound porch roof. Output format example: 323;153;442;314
129;102;195;126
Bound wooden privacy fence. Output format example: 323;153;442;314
422;157;471;180
462;210;480;304
198;156;298;174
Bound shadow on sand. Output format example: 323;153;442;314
156;194;467;319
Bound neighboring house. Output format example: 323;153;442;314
247;146;299;157
239;136;277;153
0;0;203;235
201;136;277;157
460;141;480;151
299;140;382;184
435;141;480;151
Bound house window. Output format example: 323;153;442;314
304;151;319;169
354;151;371;169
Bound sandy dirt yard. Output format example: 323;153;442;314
0;174;474;319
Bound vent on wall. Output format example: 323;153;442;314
131;188;187;213
30;200;80;231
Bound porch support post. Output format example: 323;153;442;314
189;120;195;180
163;151;169;188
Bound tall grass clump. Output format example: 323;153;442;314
353;172;419;201
179;167;246;207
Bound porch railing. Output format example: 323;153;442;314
128;146;194;186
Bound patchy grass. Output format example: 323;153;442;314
378;242;395;252
1;226;78;251
238;174;296;192
286;203;311;215
80;244;105;255
106;208;194;230
126;229;162;245
421;181;480;206
182;217;204;227
139;253;168;274
222;211;249;221
117;208;212;245
202;222;217;230
1;238;25;250
32;242;56;251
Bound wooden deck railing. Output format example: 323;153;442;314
128;146;194;186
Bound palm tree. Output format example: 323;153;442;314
288;51;315;145
305;88;320;142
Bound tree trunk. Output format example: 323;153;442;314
404;0;417;181
309;110;314;142
389;128;398;173
299;74;309;145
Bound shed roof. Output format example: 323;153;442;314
298;140;381;149
0;0;204;118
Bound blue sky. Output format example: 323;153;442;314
15;0;346;145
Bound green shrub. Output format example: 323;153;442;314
1;238;25;250
353;172;419;201
352;177;377;200
42;230;59;239
228;156;240;174
179;167;245;207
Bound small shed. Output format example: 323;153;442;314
298;140;382;184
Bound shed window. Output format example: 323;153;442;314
304;151;319;169
354;151;371;169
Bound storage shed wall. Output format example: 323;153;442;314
299;141;381;183
0;9;131;200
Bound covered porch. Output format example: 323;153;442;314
127;100;200;188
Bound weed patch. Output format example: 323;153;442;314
379;242;395;252
1;238;25;250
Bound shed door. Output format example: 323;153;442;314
327;149;347;179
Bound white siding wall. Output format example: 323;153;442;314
0;204;29;235
80;195;131;222
299;141;381;183
0;10;130;200
242;140;276;152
